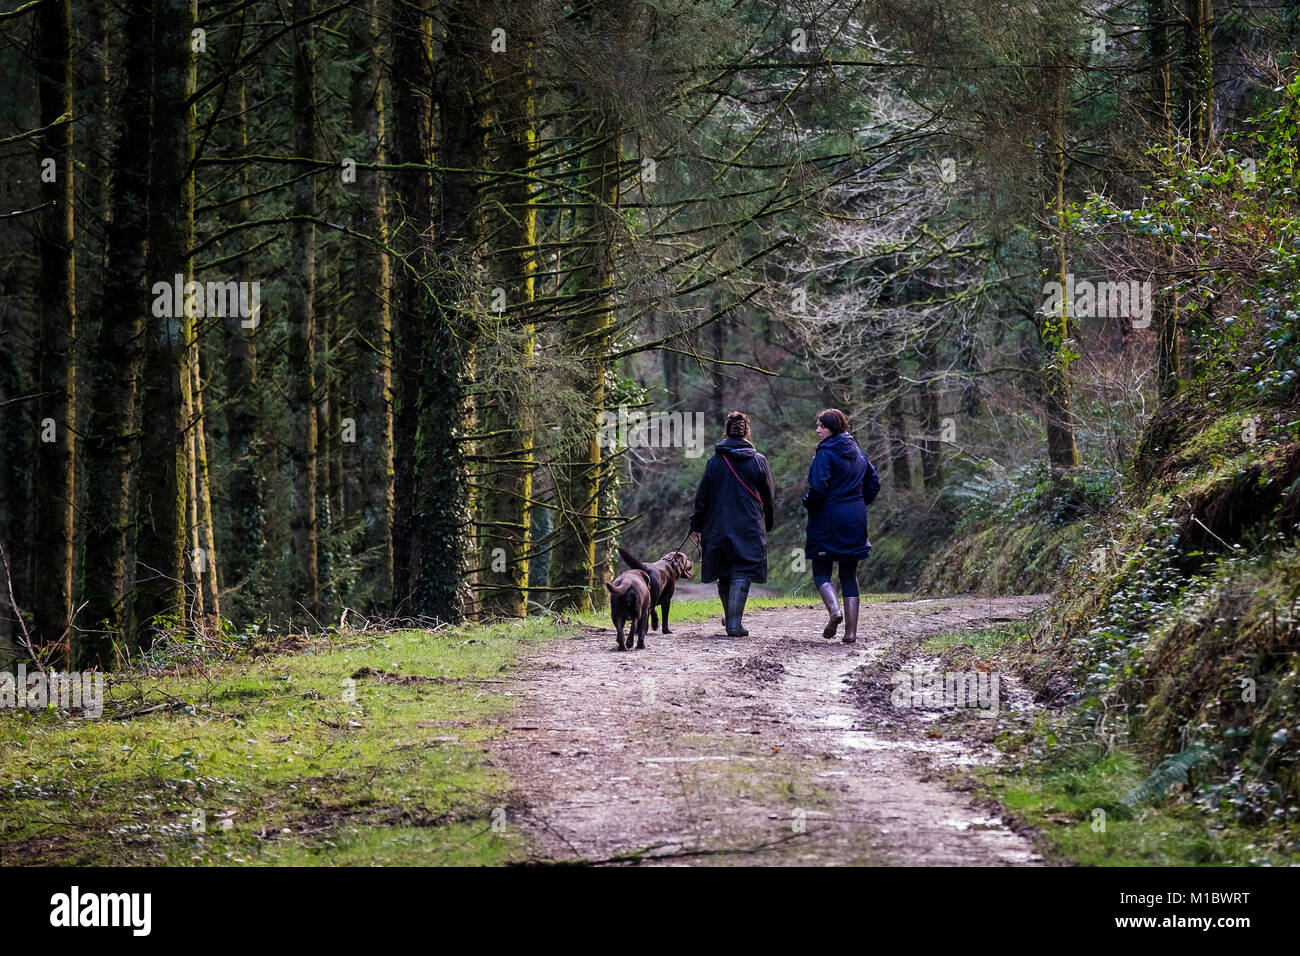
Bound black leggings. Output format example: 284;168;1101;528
812;559;859;598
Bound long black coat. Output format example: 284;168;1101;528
689;438;776;583
802;431;881;560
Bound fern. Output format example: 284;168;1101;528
1120;744;1218;808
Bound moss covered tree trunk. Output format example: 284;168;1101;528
32;0;76;658
1145;0;1178;398
134;0;196;645
1149;0;1214;398
389;0;434;611
391;0;476;623
1145;0;1173;136
185;398;203;621
1041;64;1079;475
918;338;943;491
550;128;619;612
288;0;320;622
1181;0;1215;157
191;347;220;624
476;4;538;618
350;0;394;612
223;78;263;592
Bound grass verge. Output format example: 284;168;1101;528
0;617;566;866
922;621;1300;865
977;737;1299;866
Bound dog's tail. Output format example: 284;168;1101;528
605;579;628;596
617;546;661;605
617;546;650;575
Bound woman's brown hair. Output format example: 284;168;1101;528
817;408;849;434
725;410;750;439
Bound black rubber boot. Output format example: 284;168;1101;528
726;577;751;637
718;578;746;636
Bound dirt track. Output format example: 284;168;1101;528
495;595;1051;865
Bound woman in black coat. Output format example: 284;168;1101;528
689;411;776;636
802;408;880;644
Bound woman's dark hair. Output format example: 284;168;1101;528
817;408;849;434
725;410;750;439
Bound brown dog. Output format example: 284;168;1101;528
606;569;652;651
617;547;694;635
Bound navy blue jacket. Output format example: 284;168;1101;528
690;438;776;583
802;431;881;560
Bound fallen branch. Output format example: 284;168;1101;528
510;829;814;866
108;700;192;721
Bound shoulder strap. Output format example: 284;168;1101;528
721;453;764;505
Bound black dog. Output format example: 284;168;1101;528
605;569;652;651
617;547;694;634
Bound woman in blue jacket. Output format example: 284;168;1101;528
802;409;881;643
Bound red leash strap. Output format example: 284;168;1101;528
722;454;764;506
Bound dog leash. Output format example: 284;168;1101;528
674;527;700;558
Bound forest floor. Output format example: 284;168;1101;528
497;594;1051;865
0;593;1069;866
